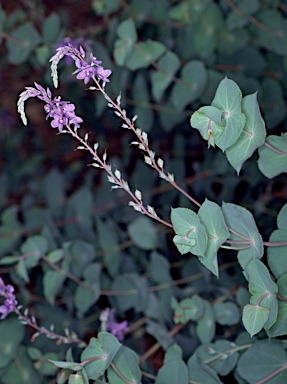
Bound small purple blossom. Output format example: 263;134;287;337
0;277;17;320
18;84;83;132
50;43;112;87
50;113;68;132
56;37;92;65
100;308;129;341
95;66;112;83
73;61;96;85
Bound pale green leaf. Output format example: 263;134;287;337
226;93;266;174
258;133;287;178
221;203;263;269
126;40;165;70
107;346;142;384
151;51;180;101
237;340;287;383
171;60;207;111
114;19;137;66
212;78;246;151
171;208;208;257
242;304;269;337
198;199;229;276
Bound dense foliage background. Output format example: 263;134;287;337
0;0;287;383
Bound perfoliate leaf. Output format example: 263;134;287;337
107;346;142;384
226;93;266;174
126;40;165;70
171;208;208;257
198;199;229;276
242;304;269;337
190;106;225;148
113;19;137;66
237;340;287;383
221;203;263;270
151;51;180;101
171;60;207;111
257;133;287;178
211;78;246;151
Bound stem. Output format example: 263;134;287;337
220;244;251;250
66;123;173;229
81;355;106;366
204;343;252;365
257;292;269;306
263;141;287;156
92;77;202;208
15;307;85;346
277;295;287;303
264;241;287;247
224;0;280;36
138;322;185;365
110;361;134;384
255;364;287;384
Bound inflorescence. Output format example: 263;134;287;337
0;277;17;320
100;308;130;341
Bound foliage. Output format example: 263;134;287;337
0;1;287;383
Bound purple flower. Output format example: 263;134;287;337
69;115;83;129
100;308;129;341
61;102;77;118
90;54;102;66
0;278;17;320
56;37;92;65
95;66;112;83
18;83;83;131
50;43;112;86
74;61;96;85
50;113;68;132
108;319;129;341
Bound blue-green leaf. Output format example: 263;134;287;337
221;203;263;269
171;60;207;111
226;93;266;174
107;346;142;384
198;199;229;276
126;40;165;70
114;19;137;66
151;51;180;101
237;340;287;383
81;333;121;380
242;304;269;337
171;208;208;256
211;78;246;151
257;133;287;178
